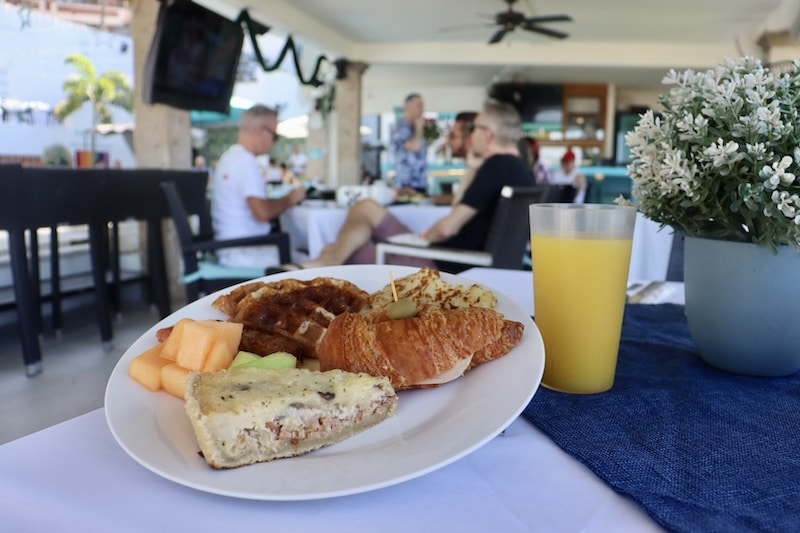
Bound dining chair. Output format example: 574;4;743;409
160;181;291;302
375;185;560;271
666;229;684;281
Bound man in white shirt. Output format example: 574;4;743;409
211;104;305;268
289;143;308;177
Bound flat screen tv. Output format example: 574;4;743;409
142;0;244;113
489;83;563;124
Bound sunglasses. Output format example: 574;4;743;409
469;123;491;133
262;125;280;142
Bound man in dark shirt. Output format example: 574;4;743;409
291;99;534;270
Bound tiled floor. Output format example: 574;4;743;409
0;297;162;445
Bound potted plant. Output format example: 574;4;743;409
626;56;800;376
42;143;73;167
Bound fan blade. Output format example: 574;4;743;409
523;15;572;24
489;28;509;44
522;23;569;39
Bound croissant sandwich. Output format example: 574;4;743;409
317;304;523;390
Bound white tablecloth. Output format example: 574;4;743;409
0;268;667;531
629;213;675;282
280;203;448;260
0;408;659;532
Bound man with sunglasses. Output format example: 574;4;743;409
211;104;305;268
436;111;478;205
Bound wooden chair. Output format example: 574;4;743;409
160;181;291;302
376;185;559;271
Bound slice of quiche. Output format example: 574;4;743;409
184;367;397;469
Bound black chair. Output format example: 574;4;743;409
666;229;685;281
160;181;291;302
376;185;558;271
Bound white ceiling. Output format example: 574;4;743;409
201;0;800;92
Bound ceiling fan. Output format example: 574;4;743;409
486;0;572;44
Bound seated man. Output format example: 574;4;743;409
291;99;534;272
436;110;478;206
211;104;305;268
549;149;588;203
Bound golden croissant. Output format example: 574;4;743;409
317;305;523;390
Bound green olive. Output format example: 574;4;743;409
387;298;418;319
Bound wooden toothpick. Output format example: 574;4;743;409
389;267;398;302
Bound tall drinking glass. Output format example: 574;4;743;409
529;204;636;394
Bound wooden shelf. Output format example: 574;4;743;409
523;83;608;153
561;84;607;150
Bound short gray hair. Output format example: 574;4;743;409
481;99;522;147
240;104;278;131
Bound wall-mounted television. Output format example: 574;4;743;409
489;83;563;125
142;0;244;113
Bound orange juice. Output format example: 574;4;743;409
532;235;633;393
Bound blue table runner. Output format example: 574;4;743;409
522;304;800;532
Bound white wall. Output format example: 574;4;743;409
616;88;662;111
362;84;488;115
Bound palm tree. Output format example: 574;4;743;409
54;53;133;160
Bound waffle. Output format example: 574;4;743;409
212;277;369;355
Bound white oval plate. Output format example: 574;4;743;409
104;265;544;500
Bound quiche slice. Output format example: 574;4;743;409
184;367;397;469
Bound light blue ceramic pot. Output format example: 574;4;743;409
684;236;800;377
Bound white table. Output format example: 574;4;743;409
0;268;673;531
629;213;675;282
280;203;449;260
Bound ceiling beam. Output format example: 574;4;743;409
354;41;743;71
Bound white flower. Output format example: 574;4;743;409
760;156;796;190
704;139;742;170
771;190;800;218
626;56;800;250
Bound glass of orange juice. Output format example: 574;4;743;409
529;204;636;394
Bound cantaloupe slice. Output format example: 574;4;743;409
205;320;244;354
202;339;235;372
161;363;191;399
160;318;192;361
128;343;171;391
175;320;219;371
